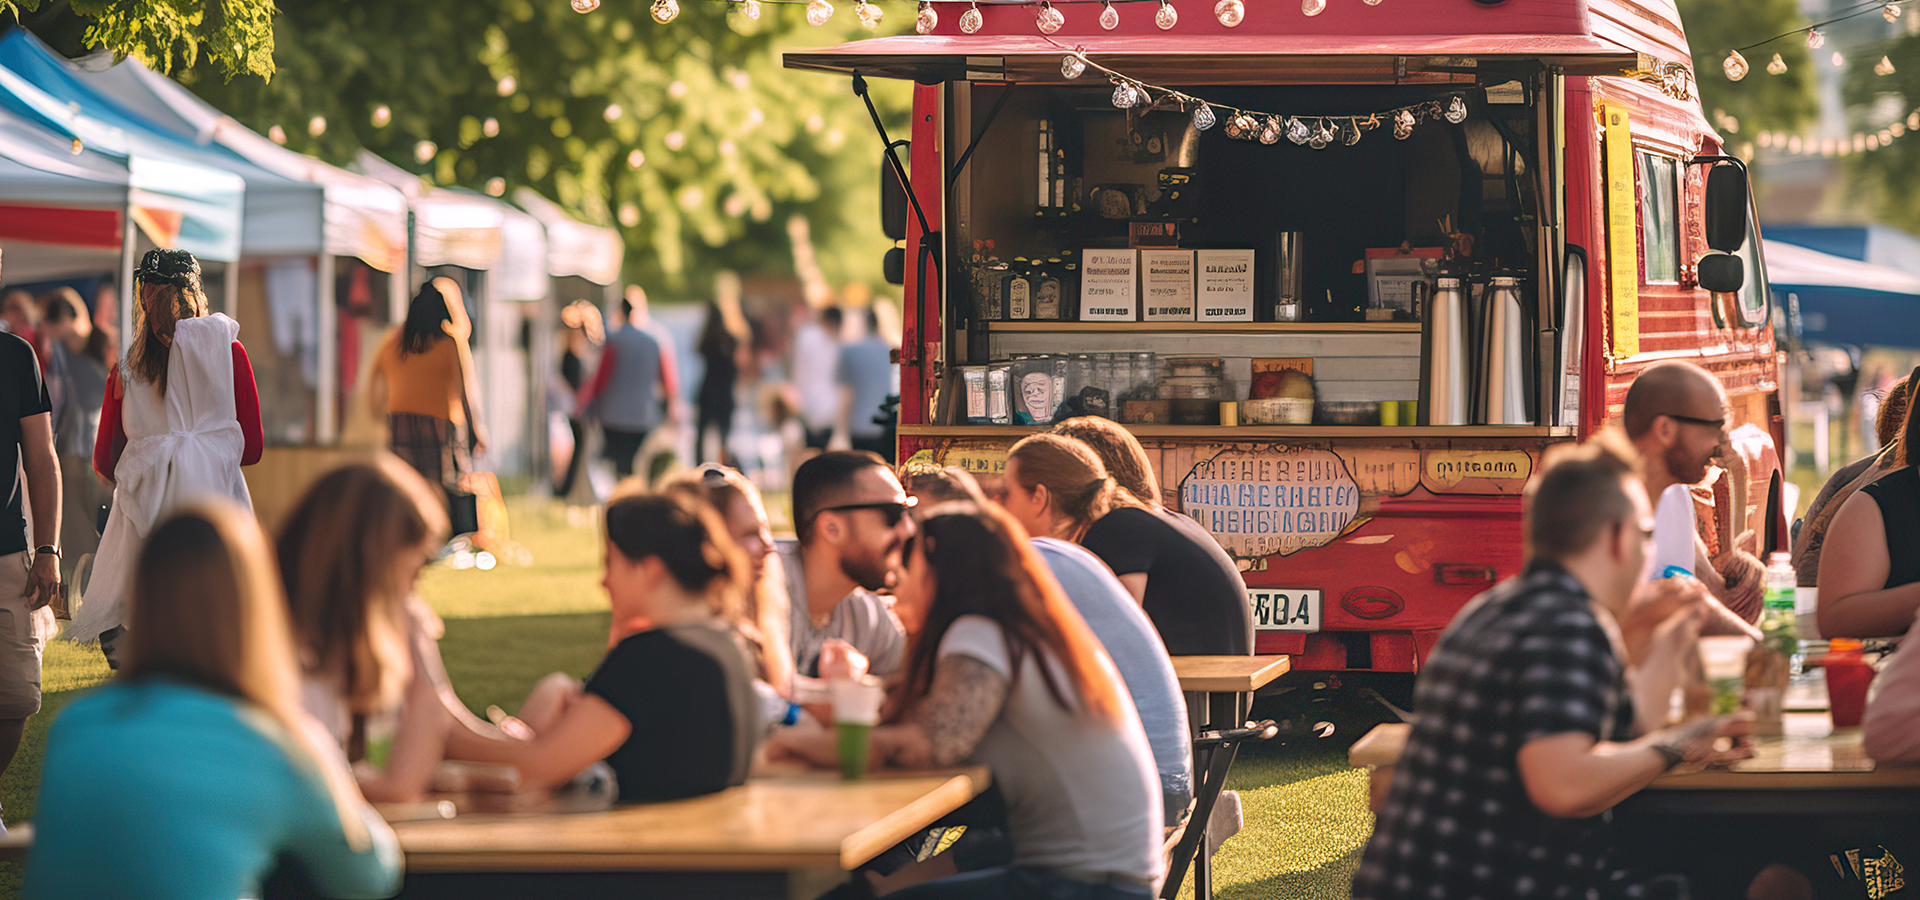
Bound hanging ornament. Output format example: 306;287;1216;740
1886;2;1902;23
857;0;884;29
1308;119;1333;149
1767;53;1788;75
1229;113;1259;140
1393;108;1416;139
1259;115;1283;145
268;125;287;145
1285;116;1309;145
1878;55;1898;76
1806;29;1825;49
570;0;600;12
1156;0;1178;29
960;3;983;33
651;0;679;23
916;1;937;33
1215;0;1244;27
806;0;834;25
1302;0;1325;16
1363;0;1381;4
1341;118;1362;145
1191;102;1216;131
1444;95;1468;124
1723;49;1749;81
1112;81;1142;109
1100;0;1120;29
1036;2;1063;34
1062;52;1086;79
741;0;761;19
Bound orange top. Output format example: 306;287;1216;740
375;330;467;425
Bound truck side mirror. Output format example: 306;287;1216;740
882;146;910;242
1697;250;1744;294
1704;163;1747;253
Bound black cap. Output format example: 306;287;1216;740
134;249;201;288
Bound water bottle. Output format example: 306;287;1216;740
1763;552;1802;674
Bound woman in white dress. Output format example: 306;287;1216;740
66;249;263;667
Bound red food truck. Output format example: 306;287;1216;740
786;0;1786;675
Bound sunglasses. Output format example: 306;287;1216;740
814;500;916;528
1663;413;1726;430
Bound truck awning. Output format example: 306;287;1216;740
784;33;1649;83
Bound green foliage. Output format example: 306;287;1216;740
8;0;276;80
1678;0;1818;137
178;0;913;297
1842;30;1920;234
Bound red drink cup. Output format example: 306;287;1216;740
1825;657;1877;728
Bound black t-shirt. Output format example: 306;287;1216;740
1081;506;1252;656
1862;467;1920;592
583;622;758;802
2;333;51;557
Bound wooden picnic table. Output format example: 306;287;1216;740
1167;655;1288;900
382;766;991;899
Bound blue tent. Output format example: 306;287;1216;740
1764;238;1920;349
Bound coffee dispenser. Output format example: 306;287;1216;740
1426;275;1469;425
1479;275;1532;425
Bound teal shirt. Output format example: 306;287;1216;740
24;681;402;900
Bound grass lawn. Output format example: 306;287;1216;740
0;496;1373;899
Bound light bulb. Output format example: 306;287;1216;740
1445;95;1468;124
1767;53;1788;75
268;125;287;144
571;0;600;12
1112;81;1142;109
1036;2;1063;33
69;138;82;155
857;0;884;28
1887;2;1903;22
1308;119;1332;149
414;140;437;164
1723;49;1748;81
483;117;500;137
486;178;506;197
1363;0;1381;4
1878;55;1897;76
498;75;517;96
1191;102;1216;131
916;2;937;33
371;105;392;128
1100;0;1119;28
1156;0;1177;29
742;0;761;18
1832;51;1845;67
1806;29;1825;49
806;0;833;26
308;116;327;137
628;149;646;167
1302;0;1325;15
651;0;679;22
605;104;624;121
1341;118;1362;145
960;3;983;32
619;203;640;227
1061;53;1086;79
1286;116;1309;144
1215;0;1243;26
1258;115;1282;144
1393;108;1415;139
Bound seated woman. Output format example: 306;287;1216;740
659;463;795;695
773;501;1163;899
455;491;761;801
1819;373;1920;638
278;456;514;802
26;502;400;900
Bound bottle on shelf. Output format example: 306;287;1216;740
1007;258;1033;321
1036;258;1063;320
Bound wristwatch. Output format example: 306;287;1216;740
32;545;59;564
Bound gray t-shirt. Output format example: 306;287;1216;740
940;614;1163;885
1032;538;1192;823
834;336;895;439
780;544;906;679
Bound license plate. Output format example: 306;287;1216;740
1248;587;1321;632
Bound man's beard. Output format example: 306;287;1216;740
1665;440;1710;486
839;543;895;592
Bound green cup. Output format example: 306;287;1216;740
830;678;884;780
837;722;873;780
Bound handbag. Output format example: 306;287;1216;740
447;487;480;537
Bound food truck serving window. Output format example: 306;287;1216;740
1637;153;1680;285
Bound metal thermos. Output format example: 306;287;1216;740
1427;276;1469;425
1481;275;1532;425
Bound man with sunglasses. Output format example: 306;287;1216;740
783;450;915;681
1623;361;1767;631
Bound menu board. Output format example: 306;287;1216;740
1080;249;1139;321
1141;250;1196;321
1197;249;1256;321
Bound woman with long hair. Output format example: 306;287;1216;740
371;277;487;491
68;249;264;667
774;501;1163;899
1819;365;1920;638
26;502;400;900
278;457;512;802
658;463;795;700
452;491;760;801
695;272;751;465
1006;432;1252;657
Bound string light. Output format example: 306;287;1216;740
371;105;391;128
1100;0;1119;28
1806;29;1825;49
486;178;506;197
1214;0;1243;27
916;1;937;33
652;0;680;21
806;0;834;25
741;0;761;18
414;140;437;163
570;0;600;12
1191;101;1215;131
959;2;982;32
1767;53;1788;75
1886;1;1903;22
1302;0;1325;15
1061;50;1086;78
857;0;885;27
268;125;287;144
1832;51;1845;67
497;75;517;97
308;116;327;137
1724;49;1749;81
483;117;500;137
1876;55;1897;76
1154;0;1176;29
1753;105;1920;159
1035;0;1062;33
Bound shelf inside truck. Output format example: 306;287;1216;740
983;321;1421;333
899;424;1576;439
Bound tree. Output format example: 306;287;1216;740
6;0;275;80
175;0;912;297
1842;24;1920;234
1678;0;1819;139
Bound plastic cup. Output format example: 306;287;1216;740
1825;656;1876;728
830;678;885;779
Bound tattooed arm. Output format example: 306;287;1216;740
874;654;1010;769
